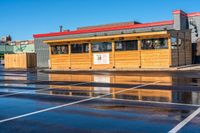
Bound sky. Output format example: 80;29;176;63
0;0;200;40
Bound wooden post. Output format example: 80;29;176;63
89;43;92;69
138;39;142;68
168;37;172;67
177;33;179;66
112;41;115;68
48;45;52;69
68;44;71;69
183;32;186;65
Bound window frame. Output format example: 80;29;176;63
51;44;68;55
92;42;112;52
115;40;138;51
171;37;178;50
141;38;168;50
71;43;89;54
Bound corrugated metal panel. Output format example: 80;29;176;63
34;39;49;68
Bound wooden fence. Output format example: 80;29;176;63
4;53;37;69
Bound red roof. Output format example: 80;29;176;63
187;12;200;17
173;10;200;17
33;20;174;38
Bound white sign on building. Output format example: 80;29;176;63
93;53;109;64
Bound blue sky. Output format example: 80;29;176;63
0;0;200;40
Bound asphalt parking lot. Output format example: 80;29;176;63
0;67;199;133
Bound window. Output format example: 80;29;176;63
178;38;184;49
51;45;68;55
60;45;68;54
51;46;57;54
92;42;112;52
141;38;168;50
71;43;89;53
115;40;138;51
171;37;177;49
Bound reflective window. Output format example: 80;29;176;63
51;45;68;55
171;37;177;49
92;42;112;52
178;38;184;49
51;46;57;54
115;40;138;51
71;43;89;53
141;38;168;49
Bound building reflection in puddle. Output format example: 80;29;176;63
35;74;175;103
48;73;173;85
43;73;200;105
40;86;172;103
2;74;32;87
93;75;111;96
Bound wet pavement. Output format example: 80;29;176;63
0;67;199;133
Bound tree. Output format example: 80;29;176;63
6;35;12;42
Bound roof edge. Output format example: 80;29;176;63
33;20;173;39
173;9;200;17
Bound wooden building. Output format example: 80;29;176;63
41;30;192;70
4;53;37;69
34;10;200;68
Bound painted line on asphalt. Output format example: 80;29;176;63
102;97;200;107
1;85;200;108
0;81;159;123
0;82;88;98
168;107;200;133
33;91;200;108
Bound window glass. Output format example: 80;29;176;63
56;46;61;54
71;43;89;53
60;45;68;54
51;46;57;55
92;42;112;52
141;38;168;49
178;38;184;49
115;40;138;51
51;45;68;55
171;37;177;49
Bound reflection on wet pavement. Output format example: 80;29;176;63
0;71;199;105
0;69;199;133
31;73;199;105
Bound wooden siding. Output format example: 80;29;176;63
49;48;171;70
27;53;37;68
171;30;192;67
4;53;36;69
50;54;69;70
71;53;90;69
171;49;179;66
185;41;192;65
114;51;141;69
141;49;170;68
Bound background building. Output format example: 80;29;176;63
0;39;35;64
